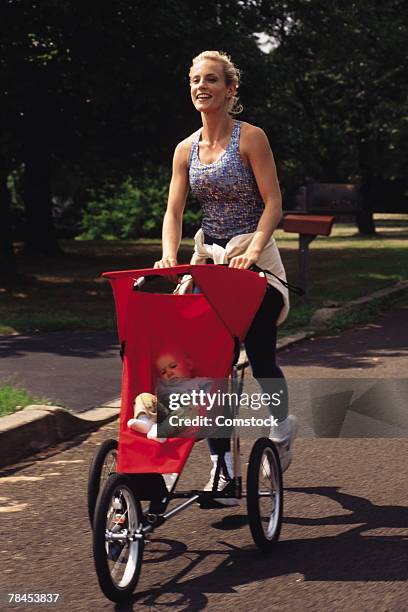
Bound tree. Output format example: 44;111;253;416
258;0;408;233
0;0;267;264
0;158;16;280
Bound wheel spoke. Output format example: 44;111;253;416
258;448;280;540
101;454;117;482
247;439;283;551
93;474;144;601
106;487;142;587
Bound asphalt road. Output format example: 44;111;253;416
1;304;407;611
0;425;407;611
0;331;121;411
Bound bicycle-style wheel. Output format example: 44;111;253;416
247;437;283;552
87;438;118;525
93;473;144;602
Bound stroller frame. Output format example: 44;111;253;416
89;266;284;603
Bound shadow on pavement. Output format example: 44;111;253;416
0;429;100;478
127;486;408;611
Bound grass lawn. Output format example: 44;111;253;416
0;384;47;417
1;214;407;337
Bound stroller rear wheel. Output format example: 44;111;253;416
247;437;283;552
88;438;118;525
93;473;144;602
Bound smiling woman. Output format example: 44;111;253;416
153;49;298;497
189;49;243;118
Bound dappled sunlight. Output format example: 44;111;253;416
356;273;400;281
34;276;73;284
2;220;407;336
361;528;408;538
0;473;61;484
46;459;84;464
11;293;29;299
0;496;28;513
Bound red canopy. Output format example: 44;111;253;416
102;265;267;474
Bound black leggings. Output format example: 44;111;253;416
201;234;288;455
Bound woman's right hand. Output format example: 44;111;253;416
153;256;179;284
153;256;178;269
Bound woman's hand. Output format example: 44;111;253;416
153;256;178;269
153;256;179;283
228;250;260;270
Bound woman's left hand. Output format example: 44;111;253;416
228;250;259;269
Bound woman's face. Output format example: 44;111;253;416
189;59;235;114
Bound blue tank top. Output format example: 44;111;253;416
188;120;264;240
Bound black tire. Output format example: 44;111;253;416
93;473;144;602
88;438;118;526
247;437;283;552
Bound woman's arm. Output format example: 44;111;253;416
154;140;190;268
229;125;282;269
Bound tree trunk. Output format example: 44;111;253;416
23;142;62;257
356;136;377;236
356;208;376;235
0;162;17;282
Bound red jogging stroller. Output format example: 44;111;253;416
88;264;283;603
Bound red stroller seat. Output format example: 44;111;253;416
102;265;267;474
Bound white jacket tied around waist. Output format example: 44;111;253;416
177;229;289;326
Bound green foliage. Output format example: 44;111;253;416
260;0;408;213
79;169;201;240
2;0;407;255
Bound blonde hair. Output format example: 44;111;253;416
190;50;243;115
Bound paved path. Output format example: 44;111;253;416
1;425;407;611
279;303;408;379
0;331;121;411
1;304;408;609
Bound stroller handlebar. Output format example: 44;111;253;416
102;263;267;282
102;264;196;281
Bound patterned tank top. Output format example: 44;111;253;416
188;120;264;240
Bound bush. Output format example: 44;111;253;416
79;169;201;240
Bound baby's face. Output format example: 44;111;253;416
156;353;193;382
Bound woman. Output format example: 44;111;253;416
154;50;297;504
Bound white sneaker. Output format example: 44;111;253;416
204;453;239;507
269;415;298;473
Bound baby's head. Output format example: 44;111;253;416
156;350;194;382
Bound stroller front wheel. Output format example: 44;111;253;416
246;437;283;552
93;473;144;602
87;438;118;525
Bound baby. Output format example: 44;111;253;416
127;350;212;442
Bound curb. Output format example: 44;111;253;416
0;403;120;469
237;330;312;371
